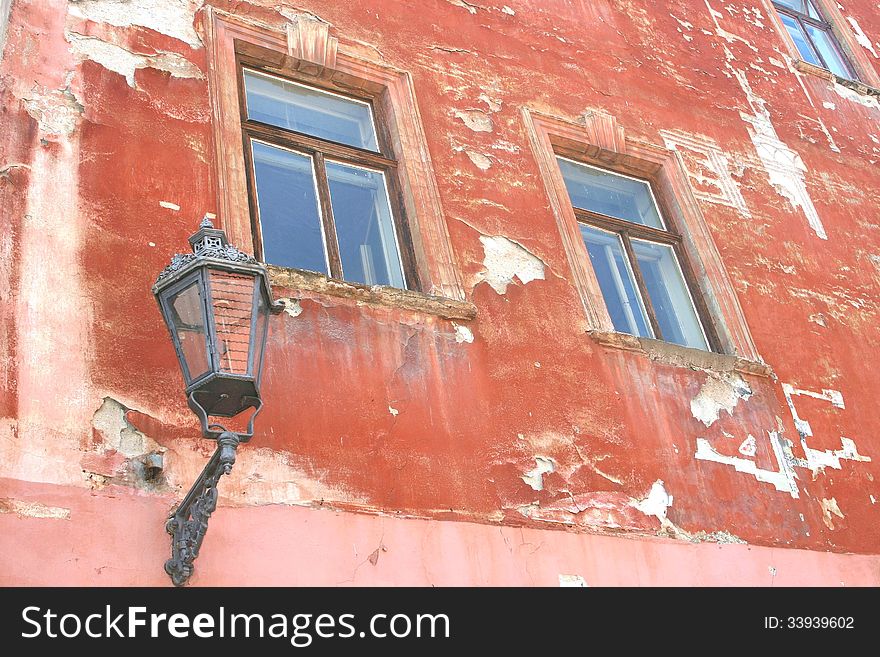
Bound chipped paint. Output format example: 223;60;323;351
0;499;71;520
452;108;493;132
631;480;672;522
738;434;757;457
67;0;203;48
453;323;473;343
695;431;801;498
820;497;844;530
661;129;750;216
521;456;555;491
558;574;587;587
277;297;303;318
66;32;204;88
464;150;492;170
690;371;752;427
22;85;84;137
846;16;878;58
159;200;180;211
475;235;545;294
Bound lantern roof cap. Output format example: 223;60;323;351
154;215;258;287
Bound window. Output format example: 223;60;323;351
557;158;713;351
239;66;413;289
772;1;855;80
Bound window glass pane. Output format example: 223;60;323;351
326;161;406;288
169;281;211;381
244;69;379;152
580;225;652;338
558;158;664;229
251;141;327;274
631;239;708;351
804;24;851;78
805;0;821;19
774;0;808;14
779;14;822;66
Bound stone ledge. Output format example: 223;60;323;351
587;330;774;378
268;265;477;321
793;59;880;98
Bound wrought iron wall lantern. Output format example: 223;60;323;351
153;216;282;586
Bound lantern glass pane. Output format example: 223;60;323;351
168;282;211;381
252;283;269;385
209;270;257;376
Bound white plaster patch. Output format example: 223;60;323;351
465;150;492;170
558;574;587;587
452;109;493;132
475;235;545;294
738;434;757;457
453;323;474;343
661;129;750;216
695;431;801;498
846;17;878;58
521;456;555;491
0;499;71;520
277;298;303;318
820;497;844;530
66;33;204;88
631;480;673;521
21;85;83;137
159;200;180;211
822;101;836;110
388;405;399;417
690;371;752;427
67;0;202;48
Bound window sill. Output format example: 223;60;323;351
267;265;477;321
792;60;880;98
587;330;774;378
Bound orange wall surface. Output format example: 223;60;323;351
1;0;879;585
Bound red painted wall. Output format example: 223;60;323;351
1;0;879;585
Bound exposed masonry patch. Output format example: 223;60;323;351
695;385;871;499
558;574;587;587
475;235;546;294
0;499;71;520
820;497;844;530
67;0;203;48
66;33;204;89
452;109;493;133
690;371;752;427
277;297;303;318
660;129;750;216
22;85;84;137
521;456;555;491
846;17;878;58
453;323;474;343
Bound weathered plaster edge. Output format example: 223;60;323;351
793;59;880;98
587;330;774;378
268;265;477;320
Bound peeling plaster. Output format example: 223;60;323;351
277;297;303;318
159;200;180;211
738;434;757;457
452;109;493;132
846;17;878;58
661;129;750;216
0;499;71;519
475;235;546;294
690;371;752;427
66;32;204;88
558;574;587;587
631;480;673;522
831;81;880;110
521;456;555;491
21;85;84;137
453;323;474;343
67;0;203;48
820;497;844;530
465;150;492;170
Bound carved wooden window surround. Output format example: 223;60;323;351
203;8;473;320
523;108;766;371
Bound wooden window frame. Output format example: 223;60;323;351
203;7;469;310
772;1;857;80
524;108;763;363
236;59;419;288
559;156;721;351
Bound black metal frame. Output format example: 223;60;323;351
773;1;856;79
153;217;285;587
